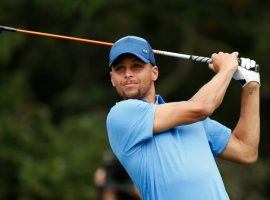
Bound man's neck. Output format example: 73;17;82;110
142;96;155;103
144;85;156;103
142;90;156;103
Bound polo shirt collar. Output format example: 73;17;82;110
141;95;165;104
155;95;165;104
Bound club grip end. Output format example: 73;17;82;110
255;64;260;72
238;58;260;72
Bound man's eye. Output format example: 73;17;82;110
114;66;124;71
133;63;143;68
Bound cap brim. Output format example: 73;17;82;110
109;51;149;67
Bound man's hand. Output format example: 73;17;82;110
209;52;239;74
233;58;260;87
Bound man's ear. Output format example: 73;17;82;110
152;66;159;81
110;71;115;87
111;79;115;87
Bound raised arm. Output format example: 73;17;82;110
153;52;238;133
219;82;260;164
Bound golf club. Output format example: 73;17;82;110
0;25;259;71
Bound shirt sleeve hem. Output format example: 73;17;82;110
215;128;231;157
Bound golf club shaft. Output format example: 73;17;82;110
0;25;259;71
0;25;210;61
0;25;113;46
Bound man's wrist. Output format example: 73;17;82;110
218;67;236;77
243;81;260;89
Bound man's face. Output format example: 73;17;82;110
110;54;158;100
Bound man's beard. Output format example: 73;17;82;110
118;88;143;99
117;84;150;100
115;79;152;100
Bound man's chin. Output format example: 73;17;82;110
122;91;142;99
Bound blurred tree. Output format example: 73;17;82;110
0;0;269;199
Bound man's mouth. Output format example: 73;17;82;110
123;81;139;88
124;83;138;87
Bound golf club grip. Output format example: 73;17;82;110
190;55;260;72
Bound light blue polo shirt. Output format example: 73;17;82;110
106;95;231;200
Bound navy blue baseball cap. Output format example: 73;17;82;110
109;36;156;67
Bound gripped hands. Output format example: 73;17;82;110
209;52;239;74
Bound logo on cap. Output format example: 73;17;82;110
142;49;148;54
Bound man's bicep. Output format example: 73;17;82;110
153;101;207;133
218;134;251;164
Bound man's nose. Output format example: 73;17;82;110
124;68;134;78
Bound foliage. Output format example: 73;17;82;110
0;0;269;199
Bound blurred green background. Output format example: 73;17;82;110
0;0;269;199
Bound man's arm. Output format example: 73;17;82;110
219;82;260;164
153;52;238;133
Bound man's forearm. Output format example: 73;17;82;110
233;82;260;158
153;53;238;133
190;68;235;114
153;70;235;133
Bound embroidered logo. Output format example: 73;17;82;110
142;49;148;54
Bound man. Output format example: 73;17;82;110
94;151;141;200
106;36;260;200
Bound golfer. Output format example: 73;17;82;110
106;36;260;200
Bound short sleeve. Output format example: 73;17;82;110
106;99;157;155
203;118;231;157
